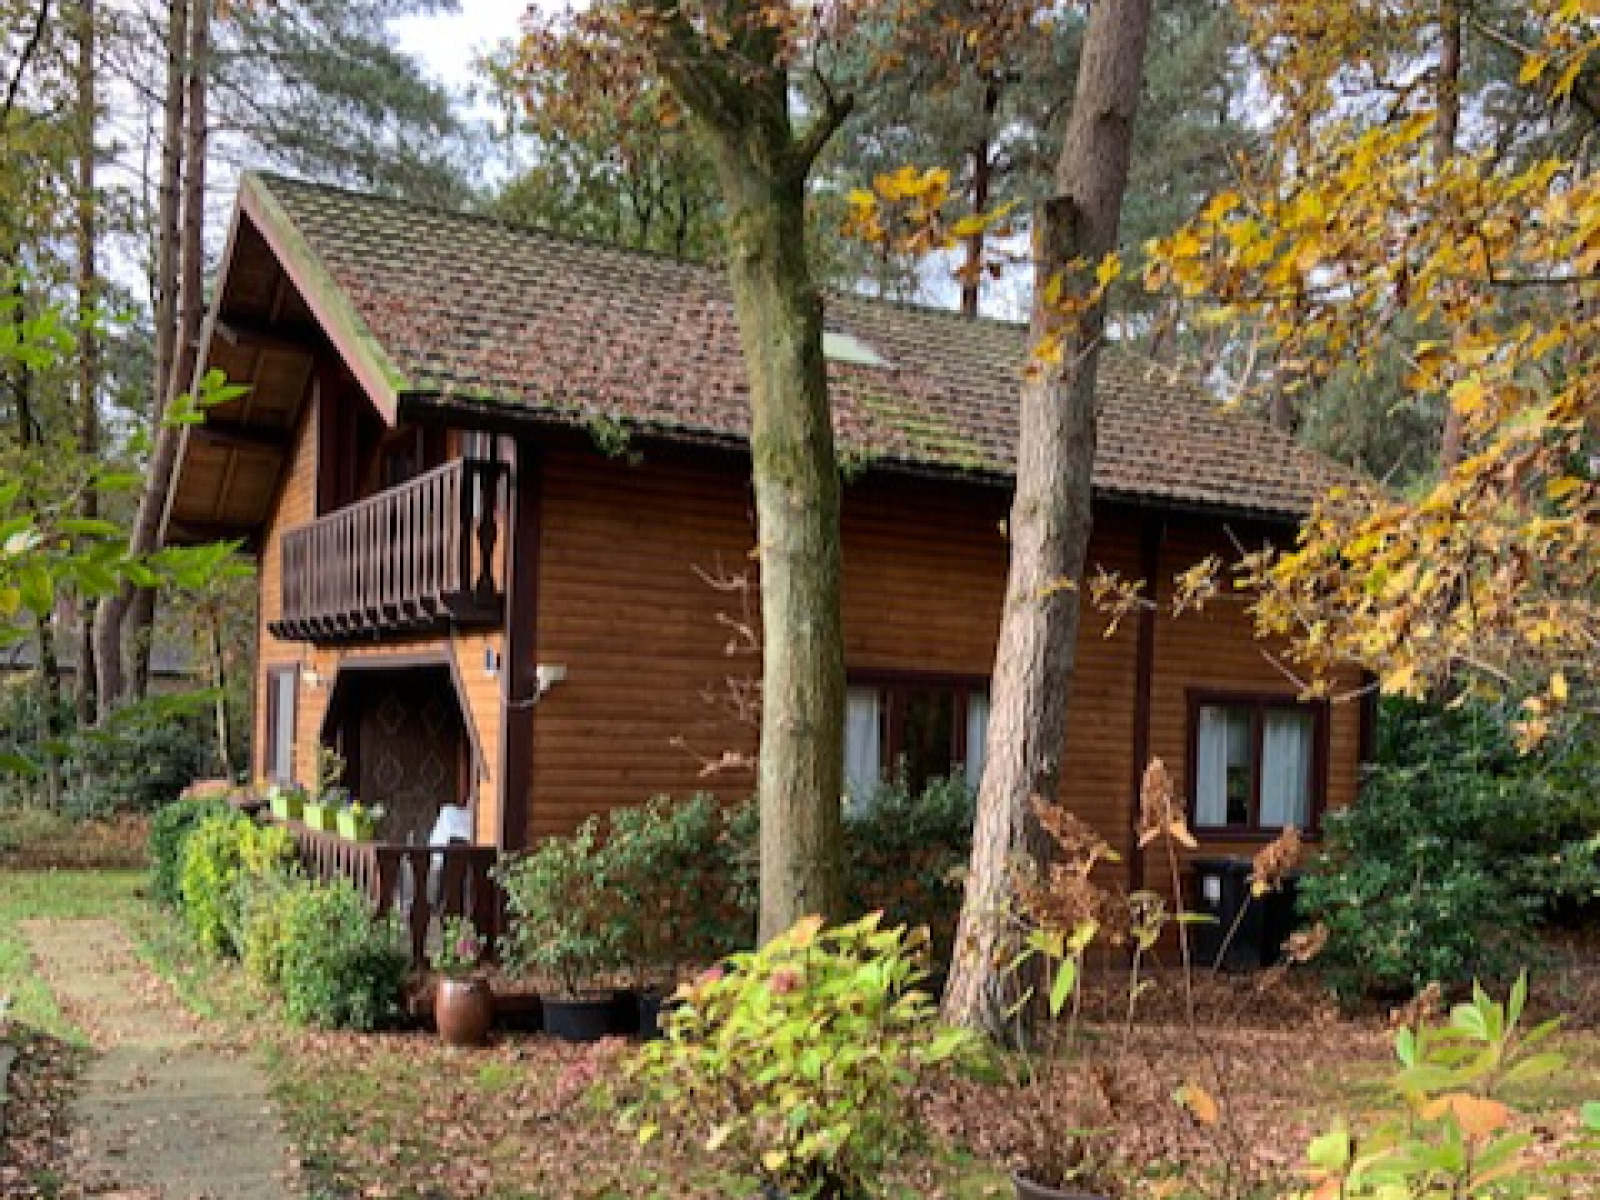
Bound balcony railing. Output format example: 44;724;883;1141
282;821;505;966
270;457;507;642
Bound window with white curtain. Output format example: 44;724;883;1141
842;677;989;809
1192;695;1319;833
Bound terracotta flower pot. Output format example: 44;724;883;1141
435;976;494;1047
1011;1171;1108;1200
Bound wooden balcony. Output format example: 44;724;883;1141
270;457;507;642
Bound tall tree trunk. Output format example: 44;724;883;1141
207;607;233;776
73;0;99;727
724;161;846;941
97;0;201;710
1435;0;1466;471
942;0;1154;1040
8;271;65;808
645;15;850;941
960;75;1002;319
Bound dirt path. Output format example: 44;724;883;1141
21;919;299;1200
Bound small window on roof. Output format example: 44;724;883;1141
823;330;892;369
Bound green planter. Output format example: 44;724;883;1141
302;802;338;833
336;809;376;842
269;791;304;823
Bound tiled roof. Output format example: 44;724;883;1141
251;172;1349;520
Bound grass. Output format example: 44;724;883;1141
0;869;146;1041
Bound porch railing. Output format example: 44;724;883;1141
283;821;505;966
270;456;507;642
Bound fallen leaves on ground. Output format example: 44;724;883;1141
0;1025;89;1199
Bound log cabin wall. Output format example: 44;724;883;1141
522;442;1147;868
253;377;506;843
1136;516;1364;895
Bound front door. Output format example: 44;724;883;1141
353;667;469;845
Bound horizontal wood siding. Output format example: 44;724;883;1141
1138;517;1364;891
254;381;506;843
525;445;1145;856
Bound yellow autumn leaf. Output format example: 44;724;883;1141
1421;1093;1511;1139
1096;251;1123;289
1551;672;1569;703
1174;1082;1221;1125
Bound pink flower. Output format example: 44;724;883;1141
769;968;802;995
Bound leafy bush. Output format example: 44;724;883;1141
603;794;754;983
1300;700;1600;1003
64;702;218;818
718;774;975;967
0;685;222;817
149;796;232;908
278;880;408;1030
495;817;622;996
627;913;971;1200
845;772;973;969
238;870;305;991
1299;976;1597;1197
178;812;294;956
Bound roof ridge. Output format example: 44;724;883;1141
250;170;1049;337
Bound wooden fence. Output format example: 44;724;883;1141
284;821;505;966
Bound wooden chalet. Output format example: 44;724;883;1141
162;173;1366;906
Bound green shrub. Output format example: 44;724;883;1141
149;797;232;908
178;813;294;956
1299;699;1600;1003
1300;976;1596;1197
495;817;622;996
845;772;973;969
717;774;975;967
603;794;754;983
627;913;971;1200
238;870;305;991
278;880;407;1030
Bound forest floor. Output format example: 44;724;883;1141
0;862;1595;1200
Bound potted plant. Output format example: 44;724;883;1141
493;817;622;1041
300;745;346;833
267;783;307;823
603;795;742;1038
432;915;493;1047
335;798;384;842
626;913;972;1198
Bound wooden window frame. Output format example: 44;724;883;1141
1185;689;1330;840
849;669;989;787
263;665;299;784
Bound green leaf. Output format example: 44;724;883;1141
1049;958;1077;1017
1581;1102;1600;1132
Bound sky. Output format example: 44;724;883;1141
391;1;537;94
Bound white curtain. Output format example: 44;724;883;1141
1261;710;1313;828
1194;705;1232;827
844;687;882;810
964;689;990;793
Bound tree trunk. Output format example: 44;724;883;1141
95;0;188;714
207;608;233;776
1435;0;1465;471
942;0;1154;1040
718;153;846;943
102;0;206;706
73;0;99;727
645;20;848;941
960;75;1002;320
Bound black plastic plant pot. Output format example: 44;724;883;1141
1011;1171;1109;1200
542;994;619;1043
610;988;642;1037
635;988;668;1041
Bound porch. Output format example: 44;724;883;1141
269;455;508;642
281;820;505;966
